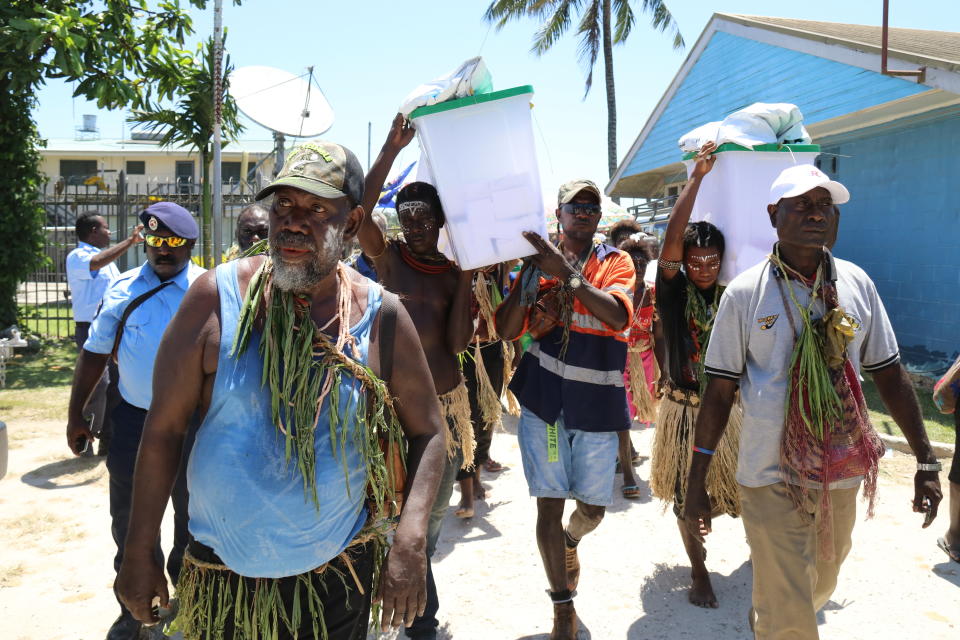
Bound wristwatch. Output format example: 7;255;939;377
916;461;942;472
566;272;583;290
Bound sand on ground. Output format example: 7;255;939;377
1;414;958;640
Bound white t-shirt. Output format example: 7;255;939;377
704;252;900;488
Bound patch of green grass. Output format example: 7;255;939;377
861;376;956;445
4;340;75;388
18;303;75;339
20;316;75;339
0;341;75;423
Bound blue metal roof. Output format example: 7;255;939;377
621;31;930;179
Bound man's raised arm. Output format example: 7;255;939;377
359;114;416;261
115;270;220;624
659;141;716;282
90;223;144;271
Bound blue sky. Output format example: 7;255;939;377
32;1;959;195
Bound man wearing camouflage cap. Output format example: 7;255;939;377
117;141;445;640
495;179;635;640
66;201;204;639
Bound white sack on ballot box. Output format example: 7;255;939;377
678;102;812;151
399;57;493;117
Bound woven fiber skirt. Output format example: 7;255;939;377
650;381;742;517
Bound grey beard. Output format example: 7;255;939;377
270;238;343;293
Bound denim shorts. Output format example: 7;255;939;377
517;406;620;506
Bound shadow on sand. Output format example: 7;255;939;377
430;501;504;564
21;455;104;490
931;560;960;588
627;560;752;639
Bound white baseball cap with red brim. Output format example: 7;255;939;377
769;164;850;205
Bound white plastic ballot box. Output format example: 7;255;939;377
684;143;820;284
409;86;546;269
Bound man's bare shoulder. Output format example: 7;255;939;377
234;254;268;299
180;255;266;323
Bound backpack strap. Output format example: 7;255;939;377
378;291;400;383
111;281;174;363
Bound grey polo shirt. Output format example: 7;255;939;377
704;252;900;489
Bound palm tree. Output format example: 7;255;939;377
485;0;684;184
129;37;243;266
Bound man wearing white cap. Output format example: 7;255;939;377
683;165;943;639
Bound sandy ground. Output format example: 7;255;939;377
1;414;958;640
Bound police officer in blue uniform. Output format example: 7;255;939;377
66;201;205;640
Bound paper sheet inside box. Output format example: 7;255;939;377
444;174;543;269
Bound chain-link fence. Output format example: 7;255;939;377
19;176;260;340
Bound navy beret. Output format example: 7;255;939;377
140;202;199;240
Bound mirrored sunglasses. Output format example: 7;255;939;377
144;234;188;248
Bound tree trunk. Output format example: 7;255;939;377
200;148;212;267
602;0;619;203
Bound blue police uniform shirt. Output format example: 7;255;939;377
66;241;120;322
84;261;205;410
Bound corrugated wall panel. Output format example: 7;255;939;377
825;114;960;363
624;31;930;178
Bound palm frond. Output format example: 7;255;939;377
126;34;244;153
612;0;634;44
574;0;601;96
531;0;578;55
641;0;685;49
484;0;534;29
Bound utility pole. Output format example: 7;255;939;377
212;0;224;266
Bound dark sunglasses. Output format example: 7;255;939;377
560;203;601;217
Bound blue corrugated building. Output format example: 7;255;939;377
608;14;960;366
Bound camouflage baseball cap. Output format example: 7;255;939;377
256;141;365;205
557;178;601;205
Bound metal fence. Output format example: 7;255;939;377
19;177;261;340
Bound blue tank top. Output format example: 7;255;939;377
187;260;382;578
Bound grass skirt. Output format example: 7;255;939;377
472;340;504;430
650;382;742;517
170;530;382;640
439;379;475;470
626;346;658;423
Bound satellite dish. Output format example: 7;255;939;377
231;65;334;137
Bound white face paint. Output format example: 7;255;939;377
397;200;430;217
270;226;344;293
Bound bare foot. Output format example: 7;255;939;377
689;571;719;608
457;477;474;517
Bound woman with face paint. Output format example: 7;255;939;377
649;141;743;610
